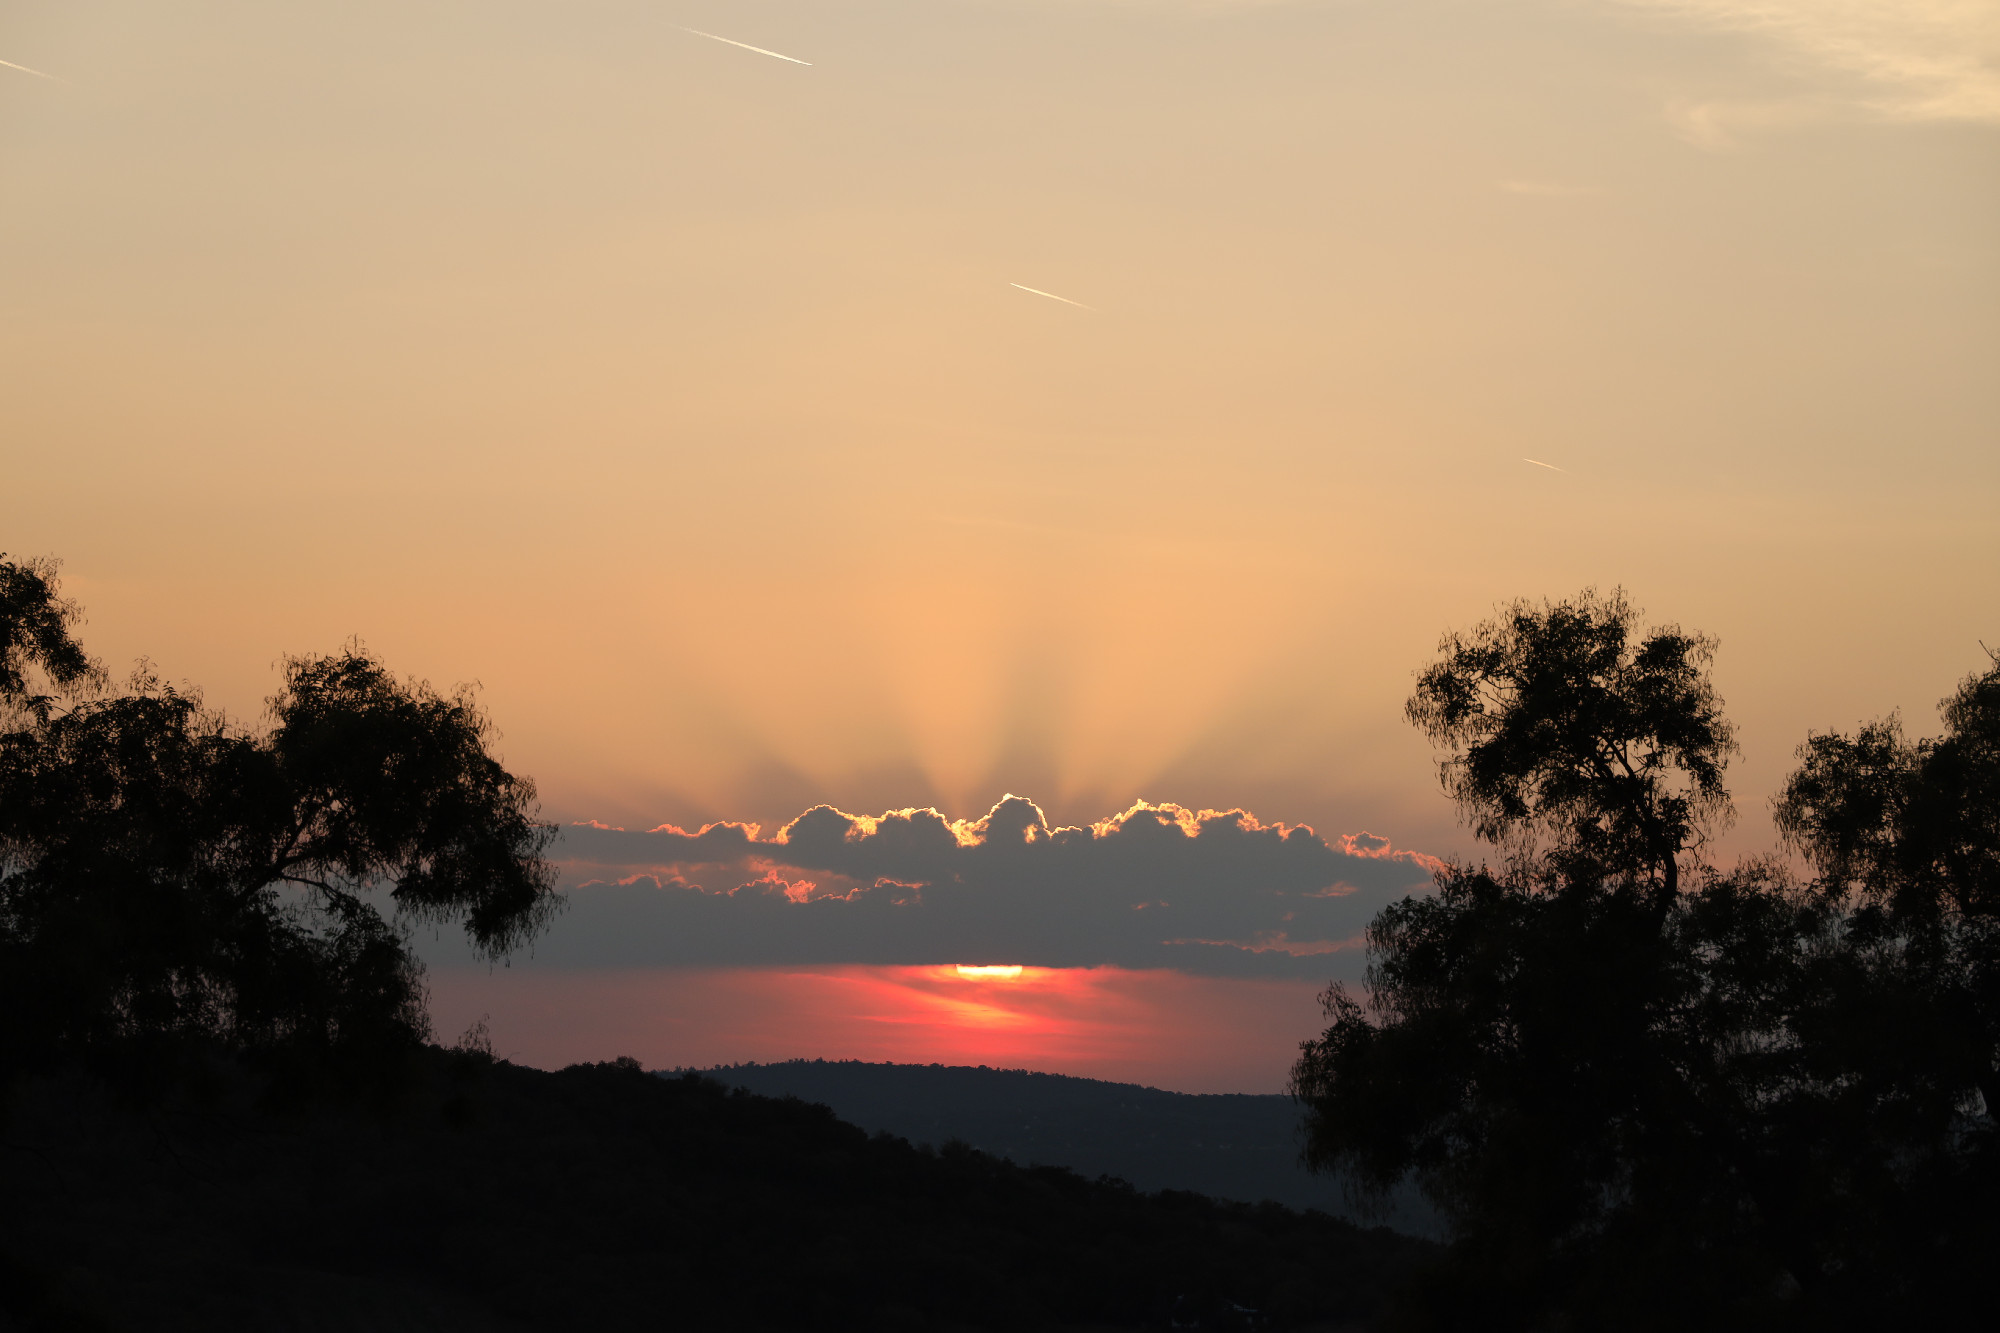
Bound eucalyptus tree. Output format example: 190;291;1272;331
1773;655;2000;1298
1403;587;1735;900
0;555;557;1099
1292;591;1999;1327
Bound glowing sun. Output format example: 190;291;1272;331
954;964;1024;980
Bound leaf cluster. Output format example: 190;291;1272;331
0;554;106;726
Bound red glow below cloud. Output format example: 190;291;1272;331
428;965;1328;1094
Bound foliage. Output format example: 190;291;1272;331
1773;652;2000;1305
1295;592;1996;1328
1771;649;2000;1136
0;555;556;1099
1406;588;1734;898
0;554;106;725
1;1052;1431;1330
1777;652;2000;924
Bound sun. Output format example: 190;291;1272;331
954;964;1024;980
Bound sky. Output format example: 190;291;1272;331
5;0;1996;1089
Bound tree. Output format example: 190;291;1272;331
1296;595;1757;1311
1292;592;1997;1327
0;555;558;1099
1773;653;2000;1123
1776;652;2000;924
1404;587;1735;900
1772;655;2000;1294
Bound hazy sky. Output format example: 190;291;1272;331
5;1;1996;1079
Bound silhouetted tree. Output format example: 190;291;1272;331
1293;592;1997;1327
1771;653;2000;1299
1778;656;2000;912
1404;587;1735;900
0;555;557;1099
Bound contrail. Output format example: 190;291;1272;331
1522;458;1567;473
1009;282;1094;311
677;26;812;65
1;57;65;82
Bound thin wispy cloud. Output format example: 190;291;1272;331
1523;458;1568;472
1010;282;1096;311
0;56;65;83
677;26;812;66
1612;0;2000;124
1663;95;1828;148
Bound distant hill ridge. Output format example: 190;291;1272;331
696;1059;1436;1233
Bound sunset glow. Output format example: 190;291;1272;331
429;964;1327;1093
6;0;1992;1097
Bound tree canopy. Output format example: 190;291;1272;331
1778;660;2000;923
1405;588;1734;898
0;555;557;1099
1294;591;1996;1329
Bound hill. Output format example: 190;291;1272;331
1;1050;1433;1331
702;1060;1437;1235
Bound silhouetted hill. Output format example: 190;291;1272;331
1;1051;1432;1331
702;1060;1436;1235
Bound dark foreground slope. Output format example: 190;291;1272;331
1;1051;1430;1332
705;1061;1436;1234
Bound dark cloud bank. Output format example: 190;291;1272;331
438;797;1440;979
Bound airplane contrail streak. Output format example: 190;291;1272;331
1009;282;1095;311
677;27;812;65
1;57;65;82
1522;458;1568;472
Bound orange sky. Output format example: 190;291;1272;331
5;0;1995;1085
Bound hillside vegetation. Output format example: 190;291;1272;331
2;1049;1427;1332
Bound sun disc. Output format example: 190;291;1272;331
954;964;1024;980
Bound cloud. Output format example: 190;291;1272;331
1089;2;1997;126
1613;0;2000;125
457;797;1440;979
1660;93;1834;148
